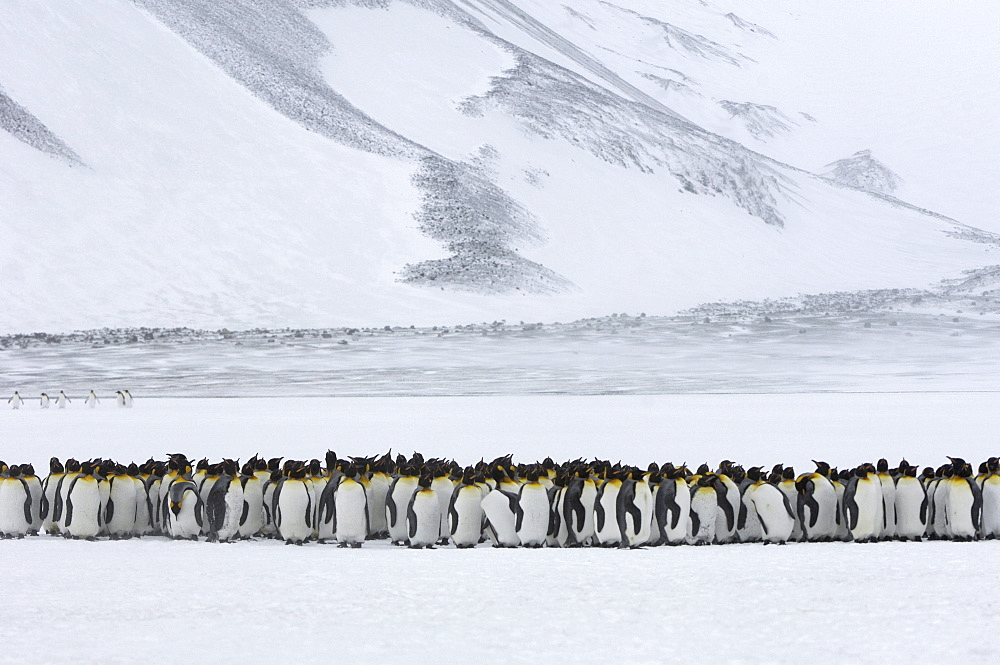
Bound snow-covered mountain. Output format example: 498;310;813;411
2;0;998;332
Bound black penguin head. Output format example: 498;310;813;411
782;467;795;481
853;467;867;479
8;465;21;478
746;467;762;482
267;457;283;472
696;463;710;475
697;474;716;488
195;458;209;472
812;460;831;476
876;459;889;473
325;451;337;471
49;457;64;474
526;468;540;483
270;469;283;483
418;474;432;489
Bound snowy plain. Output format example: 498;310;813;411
4;394;1000;664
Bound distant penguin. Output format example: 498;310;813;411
115;391;126;407
843;467;881;543
687;474;721;545
85;390;99;408
449;470;485;548
943;458;982;541
796;462;839;542
562;468;598;546
481;469;520;548
56;391;71;408
515;468;550;547
63;462;102;540
980;458;1000;539
406;475;442;549
105;465;137;539
273;464;312;545
334;465;369;547
748;476;795;544
876;459;897;540
894;466;928;541
167;479;203;540
654;465;691;545
123;390;133;407
39;458;65;535
7;391;23;409
385;467;420;545
206;460;245;543
39;393;50;409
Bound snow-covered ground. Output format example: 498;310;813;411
3;394;1000;664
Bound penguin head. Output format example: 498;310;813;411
127;463;140;477
267;457;283;472
696;463;710;475
255;457;268;472
746;467;762;482
525;468;540;483
325;451;337;471
270;469;283;483
418;474;432;489
989;458;1000;474
195;458;209;472
8;465;21;478
66;459;82;473
697;474;716;488
223;459;239;477
876;459;889;474
170;500;182;516
49;457;64;474
853;467;867;479
812;460;831;476
782;467;795;481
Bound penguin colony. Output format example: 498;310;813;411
6;390;132;408
1;453;998;547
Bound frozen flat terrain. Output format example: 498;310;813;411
3;394;1000;664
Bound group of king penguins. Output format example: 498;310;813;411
6;390;132;409
1;452;998;548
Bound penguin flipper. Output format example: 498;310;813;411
385;481;398;527
595;484;606;532
844;480;859;531
803;483;820;528
919;492;928;526
194;492;205;529
689;507;700;536
406;495;419;539
207;482;226;533
39;478;50;520
363;495;370;537
105;494;115;526
514;488;525;532
18;478;33;525
64;476;81;528
448;490;459;536
716;482;735;532
737;494;747;531
304;487;313;530
969;478;984;530
239;500;250;527
52;475;67;522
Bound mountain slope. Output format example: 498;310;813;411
0;0;997;332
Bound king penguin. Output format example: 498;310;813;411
406;475;442;549
943;457;982;541
653;465;691;546
687;473;720;545
595;469;626;547
365;453;393;538
85;390;99;408
105;464;137;539
63;462;103;540
0;465;36;537
167;478;204;541
515;468;550;548
748;473;795;544
735;467;764;543
56;390;71;408
238;458;264;539
39;393;50;409
979;458;1000;539
39;458;65;535
481;468;520;548
273;463;313;545
7;391;23;409
449;469;485;548
894;465;927;541
562;466;598;546
206;459;245;543
386;466;420;545
796;462;839;542
876;459;897;540
335;464;370;547
843;467;881;543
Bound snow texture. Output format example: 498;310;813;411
461;49;788;226
823;149;902;194
725;12;777;39
719;100;796;140
0;85;83;165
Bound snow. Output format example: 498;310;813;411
3;394;1000;664
2;0;999;331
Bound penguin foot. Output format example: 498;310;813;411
338;543;348;548
350;542;363;548
85;536;96;542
